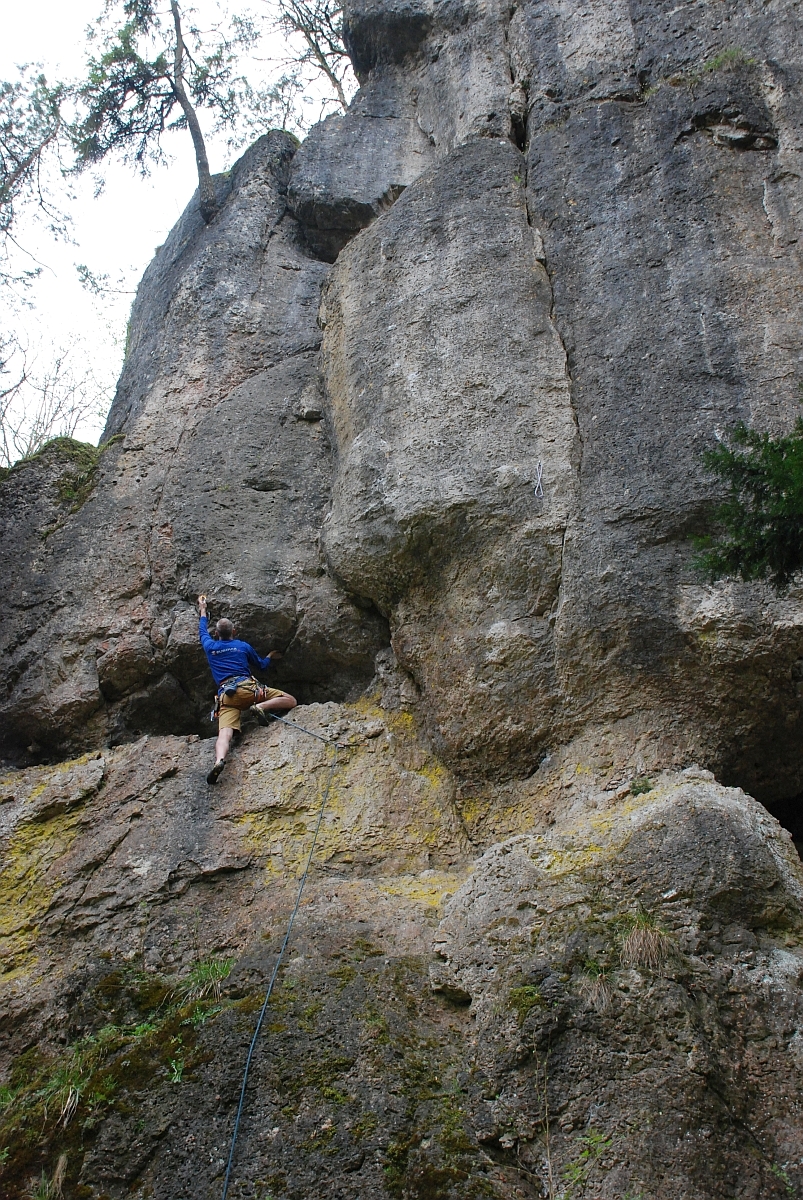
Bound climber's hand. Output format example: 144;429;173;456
198;594;207;614
268;650;283;661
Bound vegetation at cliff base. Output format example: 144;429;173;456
696;419;803;591
0;957;237;1198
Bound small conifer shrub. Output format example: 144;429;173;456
696;418;803;591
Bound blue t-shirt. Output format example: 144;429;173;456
199;616;274;685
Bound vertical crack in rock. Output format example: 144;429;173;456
519;7;803;795
322;136;579;779
520;160;584;662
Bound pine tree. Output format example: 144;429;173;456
696;418;803;591
74;0;258;224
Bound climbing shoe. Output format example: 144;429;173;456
255;708;286;727
207;759;226;785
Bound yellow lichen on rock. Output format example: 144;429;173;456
0;754;105;982
235;705;469;881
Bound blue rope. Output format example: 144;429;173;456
220;728;343;1200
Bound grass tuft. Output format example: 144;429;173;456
177;956;235;1003
26;1154;66;1199
703;47;755;72
578;960;613;1012
619;911;674;970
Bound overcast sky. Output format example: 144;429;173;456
2;1;344;450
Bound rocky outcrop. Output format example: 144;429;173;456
2;0;803;1197
310;0;803;798
4;2;803;799
433;770;803;1197
0;134;387;759
321;135;579;777
1;728;802;1198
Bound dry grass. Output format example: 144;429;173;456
27;1155;67;1200
52;1155;67;1199
620;919;674;970
177;956;235;1003
578;971;614;1013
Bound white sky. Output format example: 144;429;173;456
1;1;346;451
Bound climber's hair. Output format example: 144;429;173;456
216;618;235;640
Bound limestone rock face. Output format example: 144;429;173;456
519;6;803;802
0;134;387;759
287;96;435;261
321;136;578;776
312;0;803;798
432;772;803;1197
3;1;803;798
2;0;803;1197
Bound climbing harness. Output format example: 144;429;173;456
211;679;282;723
220;673;253;699
220;716;348;1200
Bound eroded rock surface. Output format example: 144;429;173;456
433;773;803;1198
3;1;803;798
0;133;387;761
2;0;803;1197
1;726;801;1199
316;0;803;797
321;135;578;776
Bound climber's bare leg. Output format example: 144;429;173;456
255;692;297;715
215;726;235;762
208;722;236;784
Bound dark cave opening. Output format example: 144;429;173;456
762;795;803;861
718;718;803;864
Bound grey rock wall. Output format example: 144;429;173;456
2;2;803;1195
307;0;803;800
519;3;803;801
2;0;802;802
0;133;387;759
0;0;801;806
429;772;803;1199
320;136;578;776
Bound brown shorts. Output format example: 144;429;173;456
218;683;286;730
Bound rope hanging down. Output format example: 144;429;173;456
220;717;346;1200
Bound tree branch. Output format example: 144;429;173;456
275;0;350;111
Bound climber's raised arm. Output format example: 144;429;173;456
196;593;296;785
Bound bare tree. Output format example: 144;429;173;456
0;337;110;468
270;0;353;111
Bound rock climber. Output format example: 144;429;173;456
198;594;297;785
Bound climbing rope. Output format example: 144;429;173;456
220;718;347;1200
267;710;338;744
